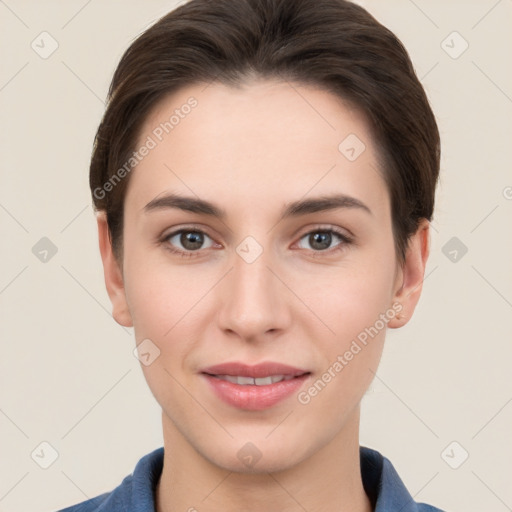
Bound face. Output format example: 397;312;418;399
98;79;429;473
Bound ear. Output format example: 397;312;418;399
387;218;430;329
96;212;133;327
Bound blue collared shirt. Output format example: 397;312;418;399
57;446;445;511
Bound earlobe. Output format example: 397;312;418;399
388;219;430;329
96;212;133;327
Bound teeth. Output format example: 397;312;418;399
214;374;294;385
255;377;273;385
238;376;256;385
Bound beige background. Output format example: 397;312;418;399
1;1;511;511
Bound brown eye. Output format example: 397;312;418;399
309;231;333;251
164;229;215;253
297;229;352;252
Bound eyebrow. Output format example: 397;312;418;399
143;192;372;220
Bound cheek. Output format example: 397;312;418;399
297;252;396;395
306;260;396;345
124;251;210;336
123;256;217;386
124;262;202;412
295;276;392;418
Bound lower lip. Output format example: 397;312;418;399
201;373;310;411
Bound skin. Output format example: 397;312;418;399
97;79;430;512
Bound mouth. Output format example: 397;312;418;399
204;374;302;385
200;361;311;410
201;361;310;379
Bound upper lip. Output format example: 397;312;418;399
201;362;310;378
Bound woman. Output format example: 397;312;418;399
59;0;444;510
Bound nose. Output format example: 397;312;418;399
217;240;291;342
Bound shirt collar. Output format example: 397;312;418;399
127;445;423;512
360;445;422;511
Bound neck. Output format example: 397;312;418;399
155;407;372;512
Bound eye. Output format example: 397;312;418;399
162;228;216;256
296;228;352;253
160;226;353;258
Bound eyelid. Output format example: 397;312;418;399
161;223;217;241
293;223;356;244
294;223;354;241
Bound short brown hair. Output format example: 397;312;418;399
89;0;440;264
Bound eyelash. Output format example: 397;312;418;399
160;225;354;259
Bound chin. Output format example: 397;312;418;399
202;432;315;475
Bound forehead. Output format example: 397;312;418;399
125;79;388;216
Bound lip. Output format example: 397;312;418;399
201;361;309;378
200;361;311;411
